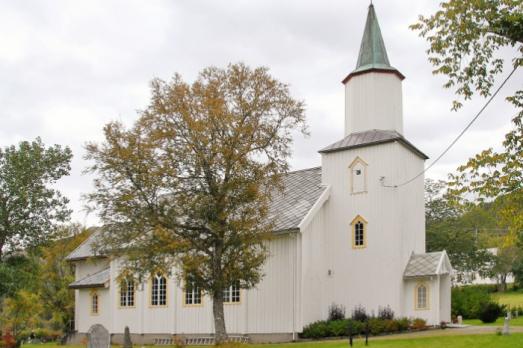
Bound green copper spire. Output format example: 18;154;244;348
342;4;404;83
355;4;390;70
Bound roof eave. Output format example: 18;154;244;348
65;255;108;263
342;67;405;84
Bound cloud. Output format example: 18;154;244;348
0;0;521;225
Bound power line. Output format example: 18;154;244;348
383;65;520;188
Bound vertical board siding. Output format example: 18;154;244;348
306;141;426;322
75;235;296;335
345;72;403;135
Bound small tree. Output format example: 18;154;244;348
86;63;306;343
0;138;72;260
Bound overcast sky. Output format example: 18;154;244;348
1;0;521;225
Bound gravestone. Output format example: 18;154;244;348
502;312;511;335
88;324;110;348
123;326;133;348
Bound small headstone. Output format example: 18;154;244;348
502;315;510;336
123;326;133;348
88;324;110;348
457;315;463;325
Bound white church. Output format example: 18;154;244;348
67;4;452;344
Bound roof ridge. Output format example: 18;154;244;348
286;166;321;175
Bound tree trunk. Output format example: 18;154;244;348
212;289;227;345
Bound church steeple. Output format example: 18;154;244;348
342;4;404;84
342;3;405;136
355;4;390;71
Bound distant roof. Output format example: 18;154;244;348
319;129;428;159
65;228;105;261
342;4;404;83
268;167;327;232
69;268;110;289
403;251;450;278
66;167;327;260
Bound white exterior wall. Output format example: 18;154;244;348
300;204;328;326
403;277;439;324
439;275;451;323
73;234;298;335
317;141;425;318
74;258;110;332
344;72;403;135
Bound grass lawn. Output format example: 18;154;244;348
494;290;523;308
22;334;523;348
463;316;523;326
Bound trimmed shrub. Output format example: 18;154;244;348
328;303;346;321
411;318;427;330
346;319;363;336
378;306;394;320
451;286;492;319
396;318;410;332
480;302;503;323
351;305;368;322
301;321;329;339
384;319;399;333
368;318;385;336
327;320;347;337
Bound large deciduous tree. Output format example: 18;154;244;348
86;63;306;343
0;138;72;260
414;0;523;283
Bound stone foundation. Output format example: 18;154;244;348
67;332;295;345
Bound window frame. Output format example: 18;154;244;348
348;157;368;195
350;215;368;249
415;282;430;310
119;278;136;308
223;281;241;304
150;272;168;307
184;279;203;307
90;290;99;315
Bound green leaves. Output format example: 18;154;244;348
411;0;522;111
0;138;73;260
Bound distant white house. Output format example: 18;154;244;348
67;4;452;344
457;248;514;286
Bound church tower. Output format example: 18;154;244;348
342;4;404;136
312;3;447;325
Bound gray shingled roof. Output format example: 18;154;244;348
319;129;428;159
403;252;444;278
69;268;110;289
268;167;326;232
66;167;327;260
65;228;105;261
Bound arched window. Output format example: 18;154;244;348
119;278;135;307
349;157;368;194
351;215;367;249
90;291;99;315
415;283;429;310
151;273;167;306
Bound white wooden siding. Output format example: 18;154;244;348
345;72;403;135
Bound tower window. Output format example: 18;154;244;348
351;215;367;249
349;157;368;194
